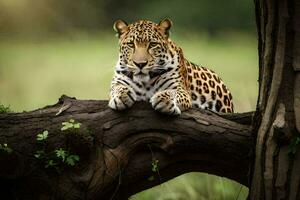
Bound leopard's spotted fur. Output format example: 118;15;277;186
108;19;234;115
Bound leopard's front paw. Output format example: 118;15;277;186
109;87;136;111
150;90;181;115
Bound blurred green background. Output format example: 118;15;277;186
0;0;257;199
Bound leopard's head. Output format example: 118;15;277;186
114;19;177;83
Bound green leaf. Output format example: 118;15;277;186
45;160;57;168
151;159;159;172
34;154;40;158
67;123;73;128
66;155;80;166
61;119;81;131
61;126;68;131
73;123;81;129
61;122;74;131
62;122;68;126
43;130;49;138
37;130;48;141
55;148;67;161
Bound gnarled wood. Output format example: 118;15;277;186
0;96;253;200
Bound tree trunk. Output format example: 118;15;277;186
250;0;300;199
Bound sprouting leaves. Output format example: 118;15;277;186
147;159;160;181
55;148;80;166
45;160;57;168
55;148;79;166
34;129;80;169
61;119;81;131
65;155;80;166
55;148;67;161
37;130;49;141
151;159;159;172
35;147;80;168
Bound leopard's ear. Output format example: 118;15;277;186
113;20;128;37
158;19;172;38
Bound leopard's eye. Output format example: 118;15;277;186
127;42;135;48
149;42;159;48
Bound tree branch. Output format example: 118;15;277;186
0;95;254;200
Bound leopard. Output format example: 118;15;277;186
108;19;234;115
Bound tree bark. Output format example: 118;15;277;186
0;96;253;199
250;0;300;199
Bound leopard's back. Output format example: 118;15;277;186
185;60;234;113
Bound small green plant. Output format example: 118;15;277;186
55;148;67;161
65;154;80;166
0;143;13;154
45;159;57;168
151;159;159;172
34;130;80;169
55;148;80;166
0;104;11;113
147;160;160;181
288;135;300;157
61;119;81;131
147;145;161;181
35;130;47;163
36;130;49;141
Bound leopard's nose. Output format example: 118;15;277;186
133;61;148;69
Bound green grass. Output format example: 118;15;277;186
0;31;257;199
0;34;117;111
131;173;249;200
